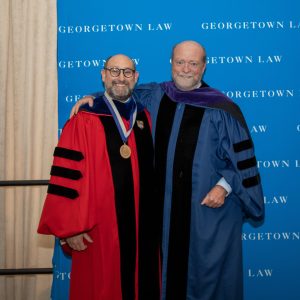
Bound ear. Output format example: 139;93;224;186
201;63;207;76
134;71;139;83
101;69;106;82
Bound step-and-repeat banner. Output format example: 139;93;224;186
52;0;300;299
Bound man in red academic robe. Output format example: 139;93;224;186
38;54;161;300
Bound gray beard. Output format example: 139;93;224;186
106;85;133;102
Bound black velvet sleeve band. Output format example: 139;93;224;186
50;166;82;180
53;147;84;161
233;139;253;153
237;157;257;170
47;183;79;199
242;174;261;188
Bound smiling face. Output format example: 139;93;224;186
171;41;207;91
101;54;139;101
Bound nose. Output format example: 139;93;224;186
182;62;191;73
118;71;125;80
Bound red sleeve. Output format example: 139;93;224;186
38;112;113;238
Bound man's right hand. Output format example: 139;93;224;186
65;232;93;251
69;96;94;118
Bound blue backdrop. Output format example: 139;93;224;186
53;0;300;299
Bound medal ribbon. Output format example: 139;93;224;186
103;92;137;143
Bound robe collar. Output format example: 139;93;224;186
80;95;141;120
160;81;233;106
160;81;249;130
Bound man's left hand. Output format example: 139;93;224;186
201;185;227;208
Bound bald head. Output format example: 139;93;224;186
102;54;139;101
104;54;136;70
172;41;206;63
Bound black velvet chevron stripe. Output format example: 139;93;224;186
47;183;79;199
237;157;257;170
133;112;161;300
50;166;82;180
166;102;205;300
53;147;84;161
242;174;261;188
233;139;253;153
100;115;136;300
154;94;177;275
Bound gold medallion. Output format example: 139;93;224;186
120;144;131;159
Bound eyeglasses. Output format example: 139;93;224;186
104;67;135;78
173;60;200;69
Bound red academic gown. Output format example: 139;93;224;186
38;104;161;300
